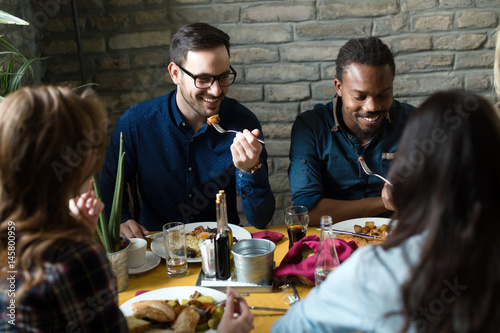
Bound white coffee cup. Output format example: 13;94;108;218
128;238;147;268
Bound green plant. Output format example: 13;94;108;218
0;10;45;100
93;133;126;253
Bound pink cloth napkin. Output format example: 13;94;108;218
251;231;284;244
273;235;358;285
135;290;151;296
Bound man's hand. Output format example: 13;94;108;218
381;183;396;212
120;219;151;239
69;180;104;234
231;129;262;173
217;287;254;333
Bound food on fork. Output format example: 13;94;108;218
207;114;220;125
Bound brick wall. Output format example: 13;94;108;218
2;0;500;226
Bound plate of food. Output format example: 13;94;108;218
333;217;396;247
121;286;226;332
150;222;251;263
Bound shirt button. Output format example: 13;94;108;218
242;194;246;198
188;167;192;171
361;179;366;183
182;122;186;126
188;193;193;198
190;139;194;143
348;135;352;139
301;159;306;164
238;173;243;177
190;216;194;220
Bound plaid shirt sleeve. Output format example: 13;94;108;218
0;239;128;332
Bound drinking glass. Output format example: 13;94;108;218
284;205;309;249
163;222;188;278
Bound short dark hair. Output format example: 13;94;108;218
335;37;395;82
169;23;231;66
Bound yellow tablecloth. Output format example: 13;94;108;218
118;225;320;332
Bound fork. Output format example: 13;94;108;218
358;157;393;186
211;122;266;144
193;293;249;316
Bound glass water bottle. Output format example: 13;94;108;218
314;215;340;287
215;191;231;280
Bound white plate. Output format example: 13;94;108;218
120;286;225;333
333;217;394;232
129;251;161;275
151;222;251;263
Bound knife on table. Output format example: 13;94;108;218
315;228;383;240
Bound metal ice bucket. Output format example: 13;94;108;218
232;239;276;285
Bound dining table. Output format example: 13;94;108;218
118;224;321;332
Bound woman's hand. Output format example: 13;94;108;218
69;179;104;233
217;287;254;333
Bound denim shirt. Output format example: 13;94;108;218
100;90;275;230
288;95;415;210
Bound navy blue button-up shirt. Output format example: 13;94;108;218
100;90;275;230
288;95;415;211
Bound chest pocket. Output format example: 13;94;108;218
381;152;395;175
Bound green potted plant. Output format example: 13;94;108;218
0;10;44;100
93;132;129;292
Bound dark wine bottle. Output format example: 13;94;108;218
215;191;231;280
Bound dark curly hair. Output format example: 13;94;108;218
335;37;395;82
170;22;231;66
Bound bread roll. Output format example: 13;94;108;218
125;316;151;333
130;300;176;322
172;307;200;333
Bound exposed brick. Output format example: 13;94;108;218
244;102;299;122
296;21;370;40
320;0;398;20
402;0;436;11
134;9;167;25
109;30;171;50
82;38;105;53
434;33;487;50
269;172;290;192
95;74;134;90
109;0;142;6
89;13;128;30
231;47;279;64
45;17;84;33
280;42;341;62
455;52;495;69
242;4;314;23
226;85;263;103
98;55;130;70
265;139;290;157
132;52;166;67
383;35;432;54
311;81;335;100
47;60;81;75
465;72;492;91
373;14;410;36
412;13;453;32
475;0;499;7
169;7;239;23
395;53;454;74
43;39;76;55
262;123;293;139
147;0;165;3
75;0;102;9
394;75;462;96
266;84;310;103
271;157;290;173
120;89;150;108
439;0;473;8
222;25;293;45
456;10;498;28
322;64;337;80
246;64;319;83
136;70;166;91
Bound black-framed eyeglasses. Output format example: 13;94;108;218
176;64;237;89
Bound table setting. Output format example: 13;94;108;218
118;212;393;332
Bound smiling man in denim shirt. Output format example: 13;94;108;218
288;37;415;225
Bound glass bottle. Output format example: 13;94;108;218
218;190;235;275
314;215;340;287
215;191;231;280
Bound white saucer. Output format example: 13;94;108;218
129;251;161;275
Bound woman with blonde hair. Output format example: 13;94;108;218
0;86;128;331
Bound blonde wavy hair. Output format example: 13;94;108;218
0;86;108;296
495;24;500;101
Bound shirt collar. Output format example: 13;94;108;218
330;94;395;132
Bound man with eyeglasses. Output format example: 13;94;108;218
100;23;275;238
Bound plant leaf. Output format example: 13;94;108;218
0;11;29;25
109;132;125;252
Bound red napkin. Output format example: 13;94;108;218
273;235;358;285
251;231;284;244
